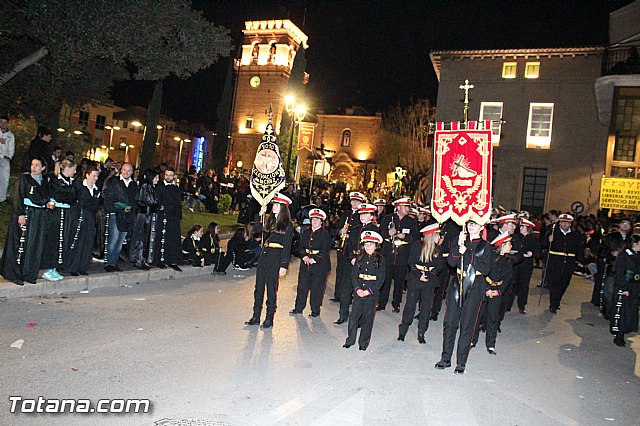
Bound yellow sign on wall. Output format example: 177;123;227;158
600;177;640;211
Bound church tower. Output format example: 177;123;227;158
230;19;309;169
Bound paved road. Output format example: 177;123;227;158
1;253;639;426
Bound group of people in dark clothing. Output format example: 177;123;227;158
243;188;639;374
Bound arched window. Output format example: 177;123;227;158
341;129;351;147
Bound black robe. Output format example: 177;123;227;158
611;248;640;334
1;173;51;284
129;182;159;266
42;175;77;270
155;182;182;265
64;183;101;273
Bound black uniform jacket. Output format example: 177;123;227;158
351;253;386;298
298;226;332;273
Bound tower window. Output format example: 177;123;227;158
525;62;540;79
502;62;517;79
245;117;254;129
341;129;351;147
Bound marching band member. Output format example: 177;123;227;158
399;223;446;343
331;192;365;303
245;193;294;329
507;218;541;314
430;219;461;322
291;208;332;317
544;214;583;314
343;230;385;351
336;203;378;324
436;220;491;375
483;232;513;355
379;197;419;312
373;198;386;223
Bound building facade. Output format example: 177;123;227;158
430;47;608;215
229;19;309;170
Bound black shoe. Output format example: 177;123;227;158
519;308;526;315
487;347;497;355
549;307;557;314
454;364;466;374
343;343;352;348
211;271;226;276
375;305;385;311
359;347;367;351
329;298;339;303
104;265;116;273
614;335;626;347
245;317;260;325
334;318;346;325
417;335;426;344
309;312;319;317
78;271;88;276
497;326;501;333
397;335;405;341
289;309;302;315
70;272;79;276
261;319;273;329
430;313;438;321
114;265;122;272
392;304;400;313
435;360;451;370
170;264;182;272
25;279;37;285
157;264;167;269
135;263;150;271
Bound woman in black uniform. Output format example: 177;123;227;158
64;166;101;276
42;159;77;281
290;208;332;317
399;223;446;343
1;157;52;285
245;193;294;329
611;235;640;347
483;232;513;355
344;230;385;351
182;224;205;267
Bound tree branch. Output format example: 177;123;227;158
0;46;48;85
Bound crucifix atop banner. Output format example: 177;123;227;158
459;79;474;123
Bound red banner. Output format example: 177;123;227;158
297;123;315;151
431;121;493;226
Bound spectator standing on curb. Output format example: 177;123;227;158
103;162;137;272
0;114;15;204
155;167;183;272
23;126;52;172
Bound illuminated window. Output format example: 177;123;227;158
245;117;254;129
526;103;554;149
502;62;517;79
480;102;503;146
341;129;351;147
525;62;540;79
613;134;637;162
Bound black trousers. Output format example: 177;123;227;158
399;277;435;337
346;295;377;349
431;266;452;317
441;283;484;366
295;266;328;314
484;296;501;349
338;263;353;320
507;260;534;310
591;258;606;305
252;260;280;320
547;256;575;309
379;251;409;308
334;250;347;299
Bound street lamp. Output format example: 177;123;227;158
174;136;192;172
104;125;121;151
284;95;307;180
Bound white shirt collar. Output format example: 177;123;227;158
120;175;132;186
83;179;98;195
164;180;176;186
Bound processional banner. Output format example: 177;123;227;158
297;123;315;151
250;117;286;206
431;121;493;226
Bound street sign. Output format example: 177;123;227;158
599;177;640;211
571;201;584;214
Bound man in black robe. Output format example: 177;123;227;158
103;162;137;272
155;167;183;271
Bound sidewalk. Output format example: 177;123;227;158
0;234;233;300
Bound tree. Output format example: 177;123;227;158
376;99;435;203
0;0;233;171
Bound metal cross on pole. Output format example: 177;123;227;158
459;79;474;125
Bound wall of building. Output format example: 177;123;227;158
434;52;608;214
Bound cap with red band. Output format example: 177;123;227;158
497;213;517;224
373;198;386;206
272;193;292;206
420;223;440;236
393;197;411;206
520;218;535;228
361;230;383;244
559;214;574;222
309;208;326;220
491;232;512;246
349;192;366;202
358;203;376;214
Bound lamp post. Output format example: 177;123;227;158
174;136;191;172
284;95;307;180
104;125;121;152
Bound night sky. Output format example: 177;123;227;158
111;0;631;125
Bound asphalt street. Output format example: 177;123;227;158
1;253;639;426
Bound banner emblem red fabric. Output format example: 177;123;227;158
431;121;493;226
297;123;315;151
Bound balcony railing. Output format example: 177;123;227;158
602;46;640;76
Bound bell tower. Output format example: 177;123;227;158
230;19;309;169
